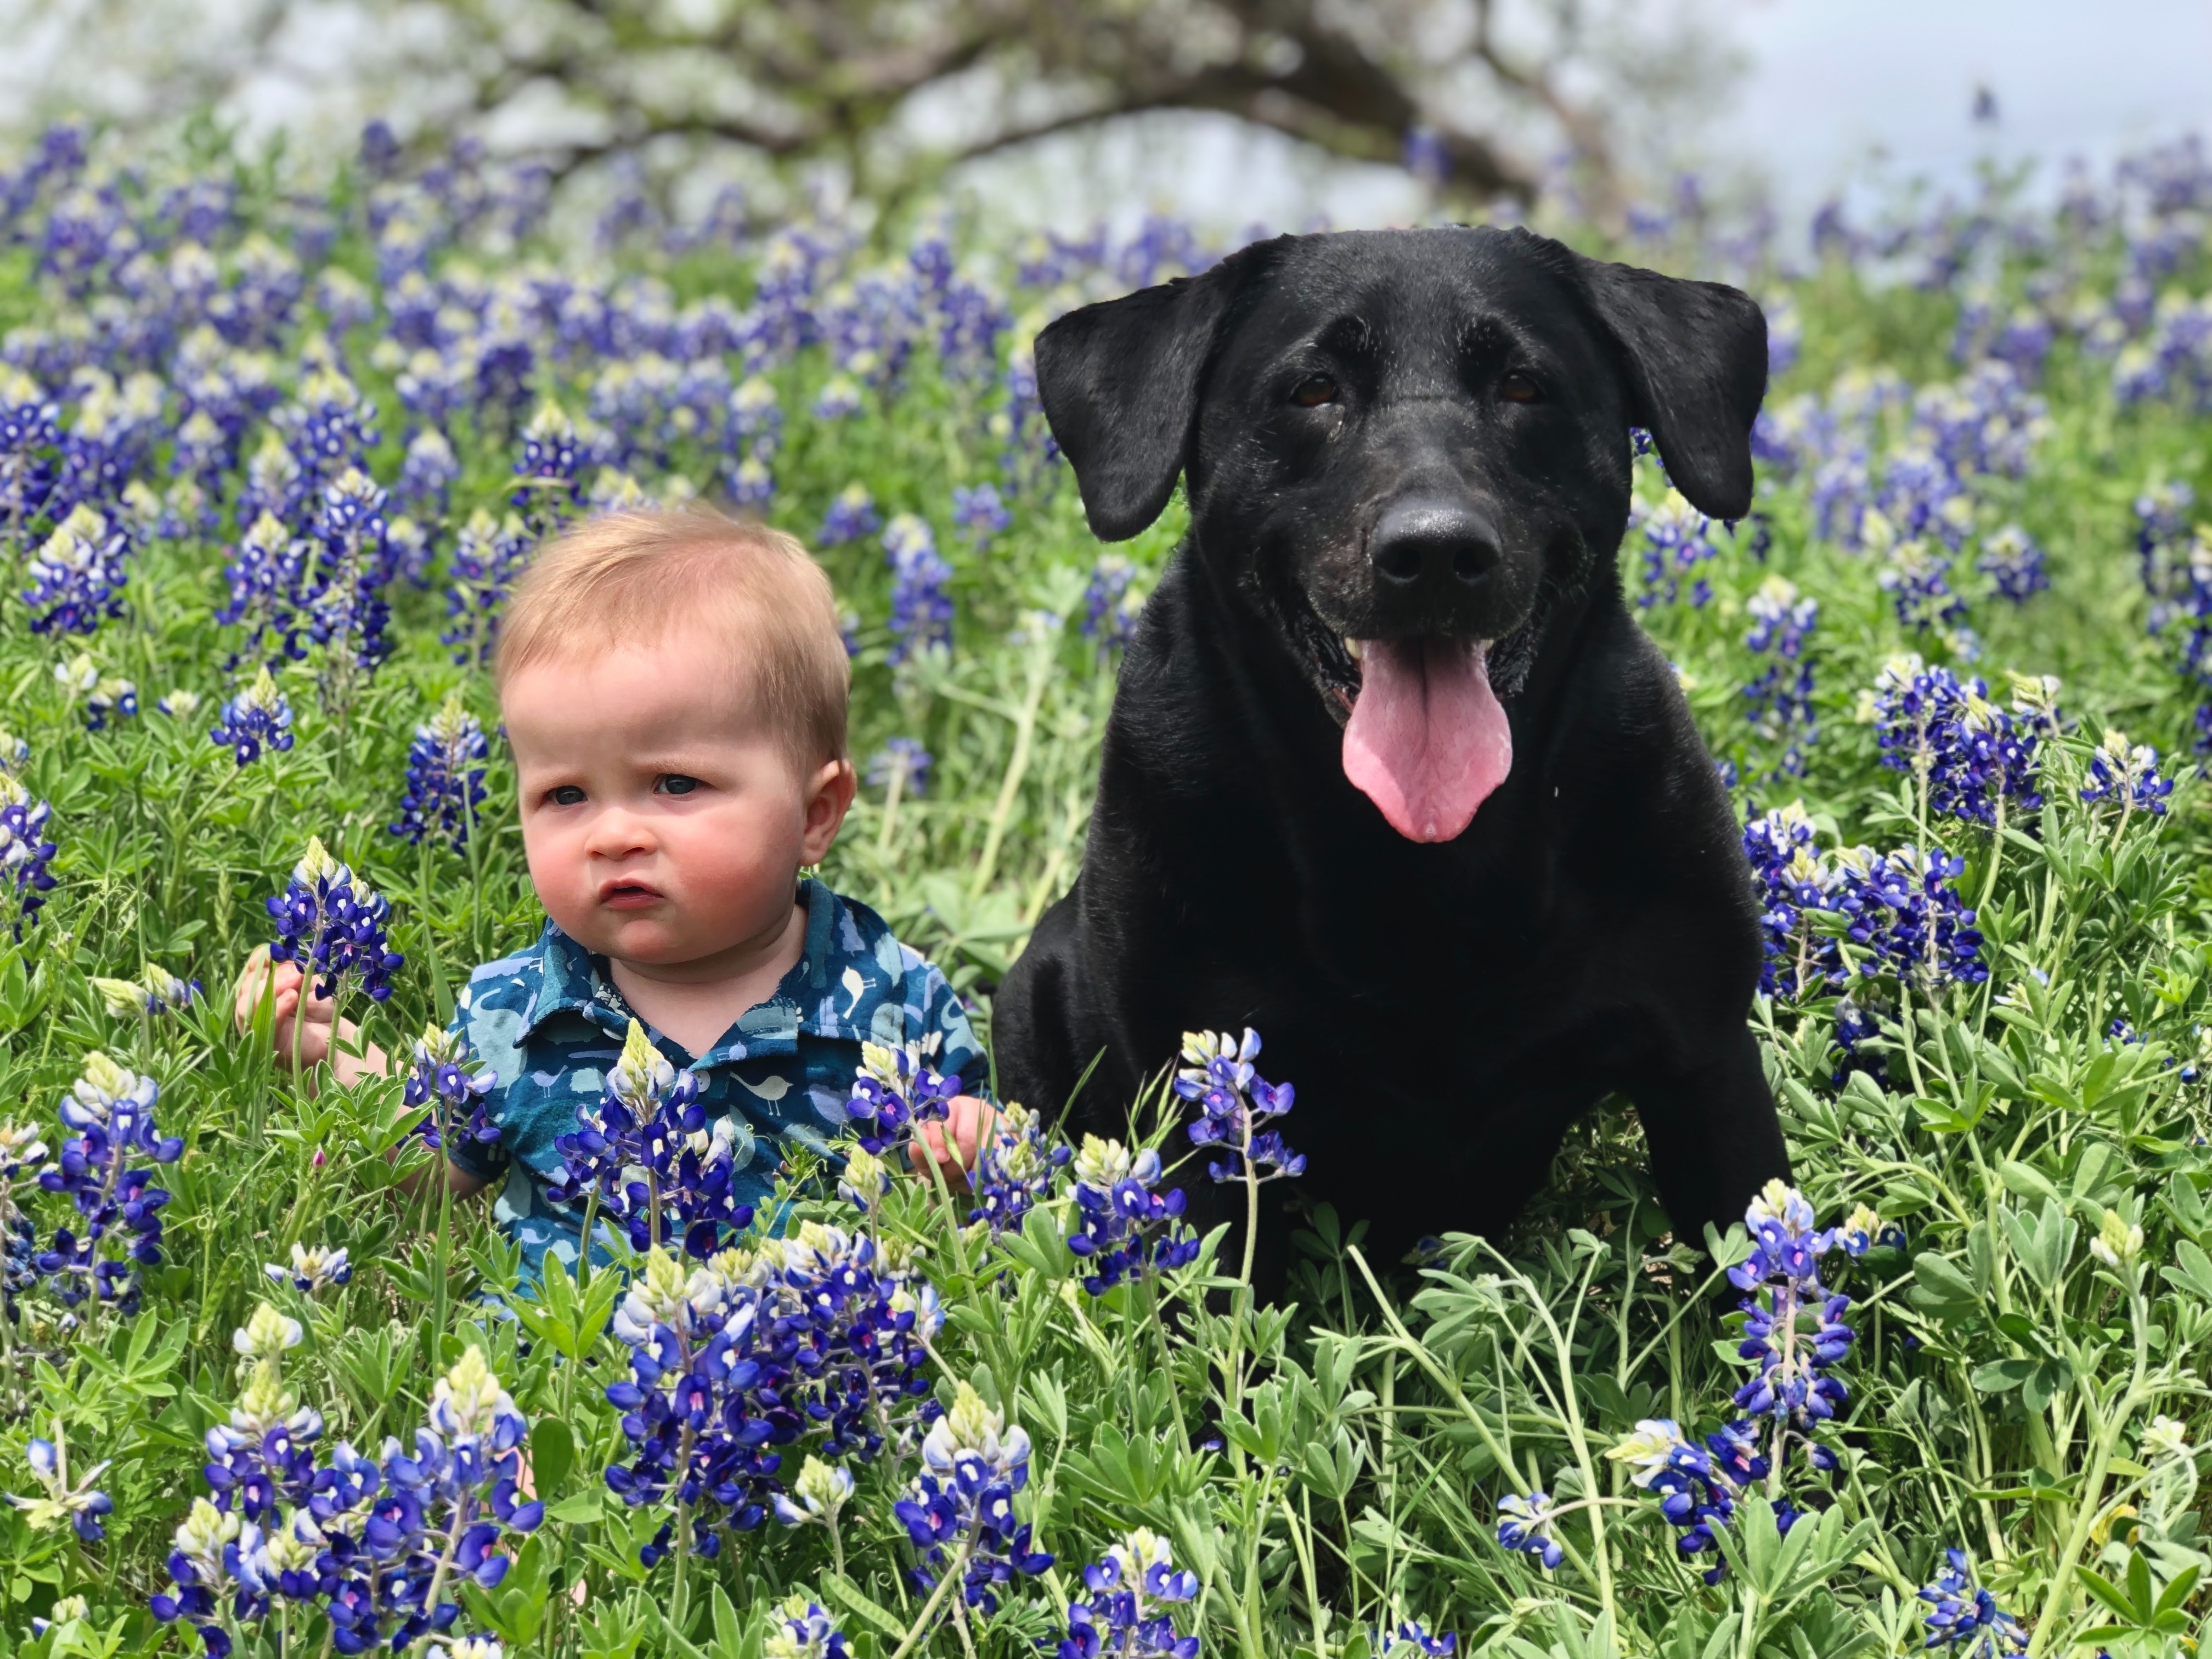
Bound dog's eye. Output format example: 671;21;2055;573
1291;374;1339;407
1499;371;1542;404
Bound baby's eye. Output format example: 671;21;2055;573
657;775;702;797
548;785;586;807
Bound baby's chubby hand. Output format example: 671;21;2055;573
906;1095;1000;1194
232;945;336;1070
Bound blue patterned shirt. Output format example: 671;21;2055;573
444;879;984;1279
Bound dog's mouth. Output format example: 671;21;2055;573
1294;610;1513;843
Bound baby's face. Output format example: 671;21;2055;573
504;623;852;974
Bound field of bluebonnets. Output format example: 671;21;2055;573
5;116;2212;1659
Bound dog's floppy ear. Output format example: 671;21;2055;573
1570;251;1769;522
1034;245;1267;541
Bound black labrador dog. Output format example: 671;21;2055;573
993;225;1791;1279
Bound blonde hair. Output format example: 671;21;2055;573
496;506;849;771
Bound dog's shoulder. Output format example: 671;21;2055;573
1553;604;1748;873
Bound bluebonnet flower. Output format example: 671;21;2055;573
602;1245;781;1553
1058;1527;1199;1659
845;1036;962;1156
968;1103;1070;1238
1832;994;1889;1087
217;510;306;663
1374;1622;1457;1657
89;964;202;1019
0;367;60;548
1876;448;1973;549
549;1021;755;1257
812;375;864;421
1917;1549;2027;1657
1977;524;2047;602
277;365;378;481
54;652;136;730
2080;729;2174;819
728;376;783;463
1175;1028;1306;1184
33;1052;184;1313
2135;480;2195;618
763;1594;853;1659
171;1344;544;1657
512;400;584;533
996;345;1060;493
1607;1417;1777;1581
1834;846;1989;989
729;454;776;510
1729;1181;1853;1466
404;1025;500;1159
0;1122;50;1324
0;769;58;938
884;513;954;661
390;693;489;848
300;466;401;700
1495;1492;1564;1569
395;426;459;522
264;837;405;1003
24;503;129;635
1876;538;1973;654
200;1302;323;1523
819;482;879;548
7;1425;111;1543
934;279;1009;382
1742;803;1844;1000
264;1242;352;1294
1837;1203;1904;1258
772;1456;854;1535
1065;1136;1200;1296
210;665;296;766
1634;490;1720;608
865;738;932;800
951;482;1009;546
895;1380;1054;1614
1081;554;1143;654
1870;656;2046;828
1742;575;1818;769
764;1220;945;1459
235;427;311;538
441;507;532;667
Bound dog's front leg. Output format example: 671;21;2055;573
1628;1023;1792;1249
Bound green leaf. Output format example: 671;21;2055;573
531;1418;574;1498
1970;1358;2036;1393
549;1489;606;1525
2078;1566;2138;1623
1910;1252;1980;1313
819;1573;906;1637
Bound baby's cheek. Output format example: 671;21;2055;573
674;808;803;916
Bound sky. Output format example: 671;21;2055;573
963;0;2212;235
1711;0;2212;206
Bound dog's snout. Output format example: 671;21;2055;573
1370;499;1501;592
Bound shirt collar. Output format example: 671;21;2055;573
516;879;860;1060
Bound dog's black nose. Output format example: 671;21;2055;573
1370;499;1500;591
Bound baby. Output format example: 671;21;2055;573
236;506;993;1278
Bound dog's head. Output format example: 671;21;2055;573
1036;227;1767;843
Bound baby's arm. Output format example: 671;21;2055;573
232;947;488;1200
233;945;392;1084
908;1096;1001;1193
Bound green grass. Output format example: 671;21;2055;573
2;139;2211;1658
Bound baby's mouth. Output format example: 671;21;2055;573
599;879;663;910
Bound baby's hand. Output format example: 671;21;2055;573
233;945;336;1071
908;1095;1000;1194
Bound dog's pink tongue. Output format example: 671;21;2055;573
1342;637;1513;842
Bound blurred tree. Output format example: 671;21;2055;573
3;0;1735;215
